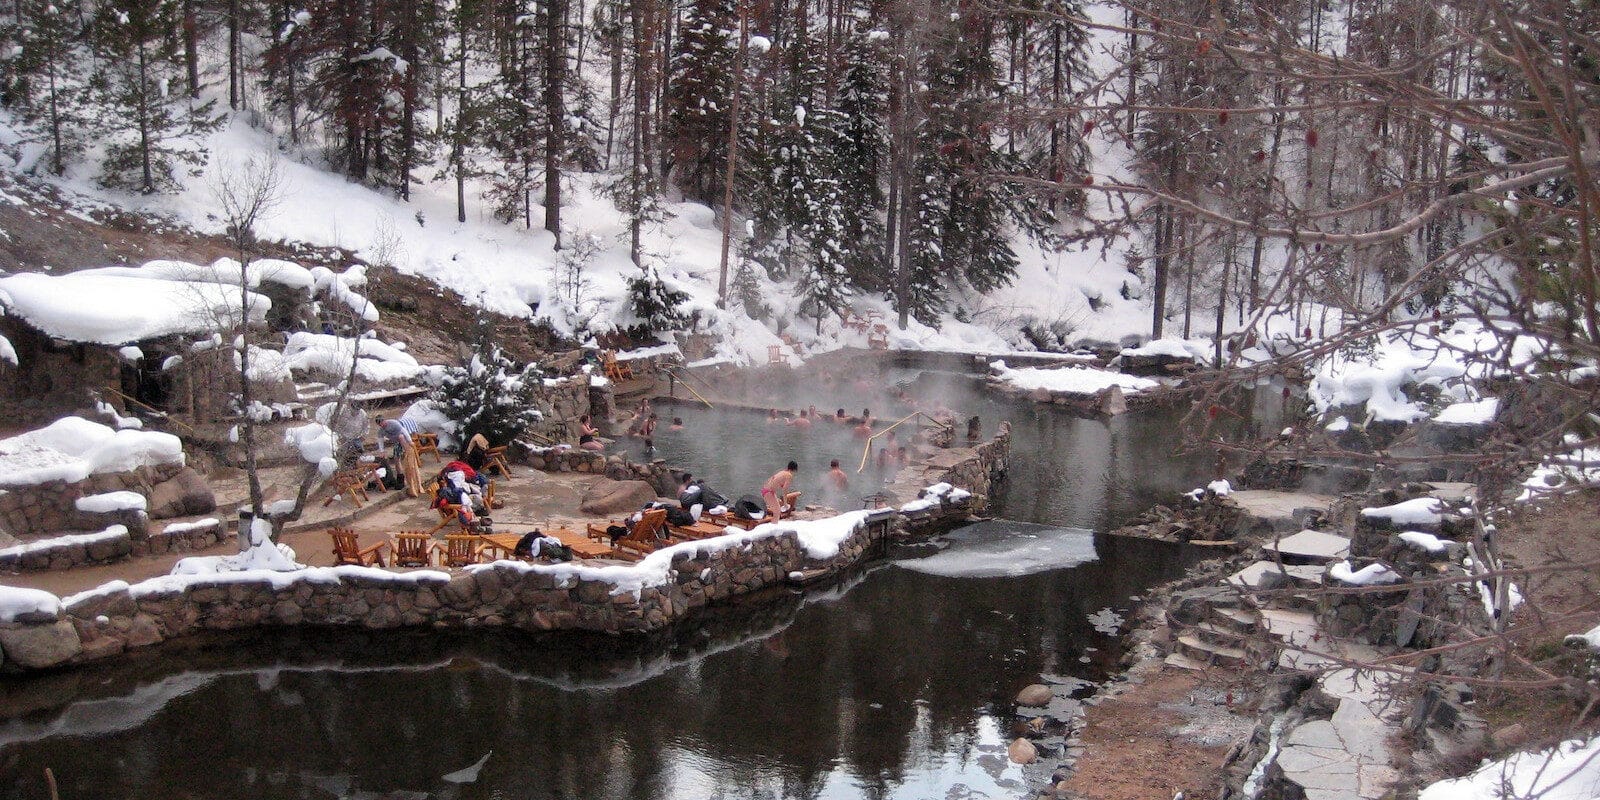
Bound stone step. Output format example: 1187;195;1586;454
1261;529;1351;564
1163;652;1211;672
1175;633;1251;668
1187;620;1251;650
1210;605;1260;634
1227;560;1325;591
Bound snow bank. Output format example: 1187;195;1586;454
1360;498;1444;526
1419;735;1600;800
1329;560;1402;586
989;360;1157;396
614;342;681;361
0;417;184;488
1397;531;1446;553
74;491;148;513
900;482;972;513
169;516;300;577
1517;435;1600;502
284;422;338;477
0;585;61;622
282;332;428;383
1434;398;1499;424
0;271;270;344
1120;337;1208;360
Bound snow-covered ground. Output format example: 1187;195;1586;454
1419;735;1600;800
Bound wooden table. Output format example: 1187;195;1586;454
479;529;616;560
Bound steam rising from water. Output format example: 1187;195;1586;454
894;521;1099;578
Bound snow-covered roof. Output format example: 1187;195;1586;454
0;270;269;345
0;416;184;488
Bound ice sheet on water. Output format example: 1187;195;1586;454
894;520;1098;578
1087;608;1124;634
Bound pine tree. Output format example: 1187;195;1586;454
895;2;1058;323
11;0;86;175
663;0;736;204
432;344;544;446
832;31;889;293
625;266;689;336
92;0;222;193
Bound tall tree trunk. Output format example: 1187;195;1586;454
182;0;200;98
716;0;748;307
454;8;467;222
137;42;154;194
228;0;241;109
544;0;567;246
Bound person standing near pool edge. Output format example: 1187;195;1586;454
762;461;798;520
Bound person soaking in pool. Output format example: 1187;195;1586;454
761;462;798;520
826;460;849;493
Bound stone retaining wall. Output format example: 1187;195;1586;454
988;379;1166;416
0;512;899;673
137;518;228;557
0;463;185;538
932;422;1009;510
0;525;134;572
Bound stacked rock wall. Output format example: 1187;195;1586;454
0;463;185;538
931;422;1009;509
0;513;898;672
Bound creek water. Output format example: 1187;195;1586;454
0;357;1233;800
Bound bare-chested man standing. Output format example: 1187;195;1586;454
761;461;798;520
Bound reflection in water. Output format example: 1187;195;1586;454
0;528;1200;800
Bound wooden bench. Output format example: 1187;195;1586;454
718;492;802;530
666;517;729;541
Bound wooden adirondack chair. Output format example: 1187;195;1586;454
330;528;387;567
412;432;442;464
322;469;370;508
483;445;513;478
602;350;635;381
433;534;487;568
587;508;670;557
391;531;434;568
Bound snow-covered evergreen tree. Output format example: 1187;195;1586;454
833;31;889;293
625;266;689;336
7;0;87;175
896;2;1058;323
663;0;736;204
433;344;544;446
92;0;221;193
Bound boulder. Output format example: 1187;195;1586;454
579;478;656;516
1016;684;1054;708
1007;737;1038;764
0;620;83;669
147;468;217;520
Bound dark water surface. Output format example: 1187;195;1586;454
0;357;1230;799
